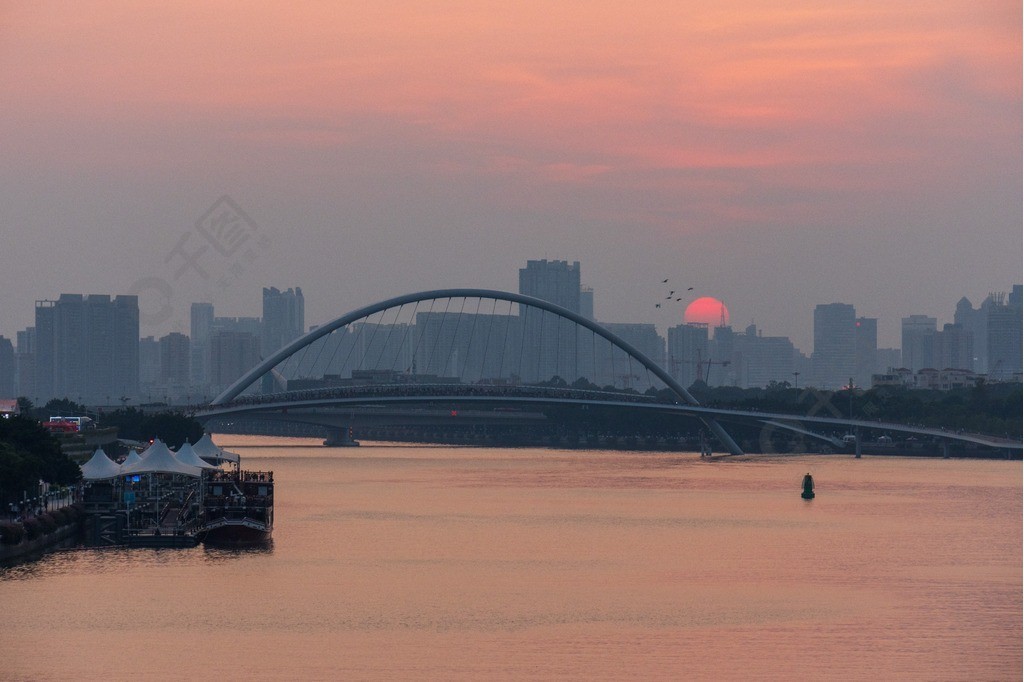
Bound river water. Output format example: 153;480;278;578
1;436;1020;680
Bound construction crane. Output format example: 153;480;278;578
689;349;730;384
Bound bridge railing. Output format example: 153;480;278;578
203;382;673;413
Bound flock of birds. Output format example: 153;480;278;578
654;278;693;309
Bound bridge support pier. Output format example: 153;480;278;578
324;426;360;448
942;442;949;459
854;428;862;458
704;418;744;456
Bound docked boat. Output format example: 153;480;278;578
197;467;274;545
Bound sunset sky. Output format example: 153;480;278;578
1;1;1020;350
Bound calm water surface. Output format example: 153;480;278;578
2;436;1020;680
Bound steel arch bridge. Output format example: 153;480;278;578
211;288;746;454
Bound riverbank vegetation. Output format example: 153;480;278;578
0;416;81;508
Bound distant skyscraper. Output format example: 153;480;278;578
986;288;1023;381
262;287;305;357
854;317;877;389
14;328;36;399
34;294;139;403
735;325;797;389
954;296;984;372
579;286;595;321
0;336;14;398
190;302;214;386
209;331;261;391
159;332;191;383
813;303;856;389
901;315;937;372
935;323;973;371
667;323;709;388
139;336;161;391
518;260;581;382
708;325;736;386
600;322;664;388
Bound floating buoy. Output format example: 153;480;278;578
801;473;815;500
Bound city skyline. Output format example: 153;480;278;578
5;272;1019;403
0;2;1019;353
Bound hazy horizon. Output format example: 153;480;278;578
2;2;1020;351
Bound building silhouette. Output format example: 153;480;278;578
0;336;14;398
14;328;35;400
901;314;937;373
667;323;709;388
813;303;856;389
518;260;581;382
262;287;304;356
209;330;261;393
34;294;139;403
190;302;214;387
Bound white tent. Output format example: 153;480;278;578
121;450;143;470
81;447;121;480
174;441;219;470
121;439;202;477
192;433;239;464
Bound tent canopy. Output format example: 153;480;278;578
121;439;201;477
81;447;121;480
192;433;239;464
174;442;219;470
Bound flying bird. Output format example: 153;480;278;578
676;298;682;301
655;303;661;308
662;278;669;283
669;290;675;295
687;287;694;291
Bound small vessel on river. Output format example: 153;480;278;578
197;467;274;545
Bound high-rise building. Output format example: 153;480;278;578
708;325;736;386
667;323;709;389
413;312;520;382
14;328;36;400
901;315;937;372
986;288;1023;381
190;302;214;386
600;323;664;388
813;303;856;389
935;323;973;371
954;297;984;372
34;294;139;403
854;317;877;389
159;332;191;383
0;336;14;398
735;325;797;389
139;336;161;390
579;287;595;321
209;331;261;391
518;260;581;382
262;287;305;357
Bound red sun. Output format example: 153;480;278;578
684;297;730;326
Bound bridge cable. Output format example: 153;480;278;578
322;323;352;377
462;297;483;380
373;303;405;371
497;299;513;381
441;297;468;378
516;302;528;382
356;309;387;372
478;297;498;381
424;297;452;376
301;333;330;382
390;300;420;373
408;297;437;373
336;316;368;378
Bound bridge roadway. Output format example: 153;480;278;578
195;384;1023;453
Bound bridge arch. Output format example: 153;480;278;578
211;288;742;454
